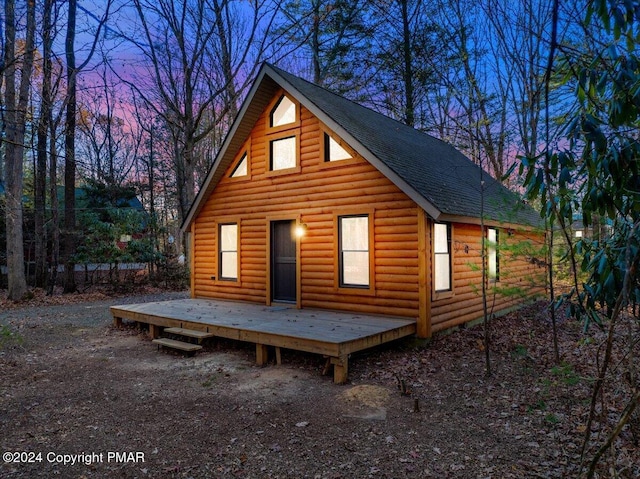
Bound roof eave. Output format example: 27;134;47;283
437;213;544;231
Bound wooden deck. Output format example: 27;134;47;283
110;298;416;383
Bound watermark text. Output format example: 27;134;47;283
3;451;145;466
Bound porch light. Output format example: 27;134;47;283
295;222;307;238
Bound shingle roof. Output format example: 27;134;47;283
182;63;540;230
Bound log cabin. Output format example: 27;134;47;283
181;63;545;339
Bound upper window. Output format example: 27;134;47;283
339;215;370;288
270;95;296;127
434;223;451;292
324;133;352;162
219;223;238;281
230;152;248;178
487;227;499;281
270;136;297;171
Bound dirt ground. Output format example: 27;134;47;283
0;289;638;478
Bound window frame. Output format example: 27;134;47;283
487;227;499;283
266;92;300;134
268;132;300;173
228;138;251;181
265;91;300;176
230;151;249;179
218;222;239;282
323;132;353;162
270;95;296;128
433;222;453;298
335;212;375;293
319;125;358;168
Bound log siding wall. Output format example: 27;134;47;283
429;222;546;332
193;99;421;317
192;90;546;333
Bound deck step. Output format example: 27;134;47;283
163;327;215;340
152;338;203;352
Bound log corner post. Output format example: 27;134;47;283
417;209;432;338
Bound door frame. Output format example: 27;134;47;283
266;214;302;308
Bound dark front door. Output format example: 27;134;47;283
271;220;297;303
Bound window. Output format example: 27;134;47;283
434;223;451;292
267;93;299;173
270;95;296;127
219;223;238;281
487;228;499;281
230;152;248;178
324;133;352;162
270;136;297;171
339;215;370;288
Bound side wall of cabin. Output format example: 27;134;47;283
429;222;546;333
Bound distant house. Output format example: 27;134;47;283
0;182;148;277
68;184;147;246
182;64;545;337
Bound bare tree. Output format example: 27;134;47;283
482;0;560;160
44;50;68;294
0;3;5;183
130;98;161;277
62;0;79;293
77;65;138;187
117;0;272;230
270;0;372;94
3;0;35;300
34;0;54;288
61;0;111;293
429;0;512;179
426;0;568;182
368;0;441;128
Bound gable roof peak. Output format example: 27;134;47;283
182;63;540;231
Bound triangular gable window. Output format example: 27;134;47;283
324;133;352;162
231;152;248;178
270;95;296;127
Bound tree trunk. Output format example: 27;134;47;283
148;126;157;278
480;170;491;377
63;0;78;293
3;0;35;300
212;0;239;118
311;0;321;84
35;0;53;288
172;128;195;227
47;122;60;294
400;0;415;127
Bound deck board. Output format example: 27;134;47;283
110;298;416;382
